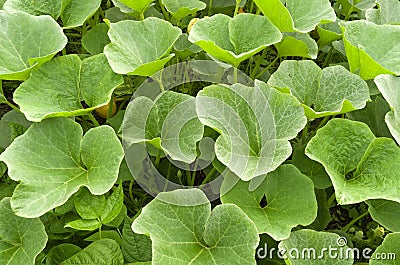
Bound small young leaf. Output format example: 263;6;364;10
221;164;318;240
161;0;206;21
275;32;318;59
0;11;67;80
188;13;282;67
118;0;154;15
132;189;259;265
0;117;124;218
0;197;47;265
268;60;370;118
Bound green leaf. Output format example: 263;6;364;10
370;233;400;264
0;197;47;265
101;184;124;224
3;0;61;18
85;230;122;245
14;54;123;122
123;91;203;163
268;60;370;118
0;82;5;104
0;110;31;149
367;200;400;232
104;17;181;76
82;23;111;55
118;0;154;15
122;217;152;263
188;13;282;67
341;20;400;79
196;81;306;181
221;164;317;240
0;117;124;218
0;11;67;80
173;33;202;59
132;189;259;265
374;74;400;145
275;32;318;59
65;219;102;231
60;239;124;265
161;0;206;21
317;21;342;48
46;244;82;265
253;0;336;33
308;189;332;230
74;188;106;220
278;229;354;264
306;119;400;205
61;0;101;29
366;0;400;25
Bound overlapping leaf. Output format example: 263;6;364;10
0;11;67;80
14;54;123;122
366;0;400;25
61;0;101;29
275;32;318;59
196;81;306;181
123;91;203;163
188;13;282;67
0;117;124;218
3;0;61;18
341;20;400;79
279;229;353;264
104;17;181;76
253;0;336;33
374;74;400;145
306;119;400;205
132;189;259;265
161;0;206;21
367;200;400;232
118;0;154;15
0;197;47;265
268;60;370;118
221;165;317;240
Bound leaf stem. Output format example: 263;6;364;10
3;100;22;113
208;0;213;16
250;48;268;79
326;192;336;207
255;56;279;79
200;167;217;186
88;113;100;127
154;149;162;167
322;47;334;68
342;211;369;233
129;180;135;203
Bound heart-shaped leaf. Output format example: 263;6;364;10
0;197;47;265
3;0;61;18
370;233;400;265
14;54;123;122
221;164;317;240
196;80;306;181
306;119;400;205
104;17;181;76
366;0;400;25
254;0;336;33
188;13;282;67
0;117;124;218
275;32;318;59
60;239;124;265
374;74;400;145
61;0;101;29
341;20;400;80
0;11;67;80
367;200;400;232
279;229;353;265
161;0;206;21
132;189;259;265
123;91;203;163
82;23;111;55
268;60;370;118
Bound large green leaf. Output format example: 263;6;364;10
61;239;124;265
374;74;400;145
0;117;124;218
3;0;61;18
123;91;203;163
366;0;400;25
61;0;101;29
221;165;317;240
14;54;123;122
161;0;206;21
0;11;67;80
188;13;282;67
196;81;306;181
370;233;400;264
132;189;259;265
306;119;400;205
104;17;181;76
253;0;336;33
268;60;370;118
274;32;318;59
341;20;400;80
278;229;353;264
367;200;400;232
0;197;47;265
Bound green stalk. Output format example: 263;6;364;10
250;48;268;79
88;113;100;127
255;56;279;79
107;94;115;120
208;0;213;16
3;100;22;113
342;211;369;233
200;167;217;186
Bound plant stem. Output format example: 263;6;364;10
326;192;336;207
233;67;238;83
208;0;213;16
200;167;217;186
234;0;240;16
154;149;162;167
88;113;100;127
322;47;334;68
345;5;354;20
4;100;22;113
302;121;309;143
342;211;369;233
129;180;135;203
250;48;268;79
107;94;114;120
255;56;279;79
